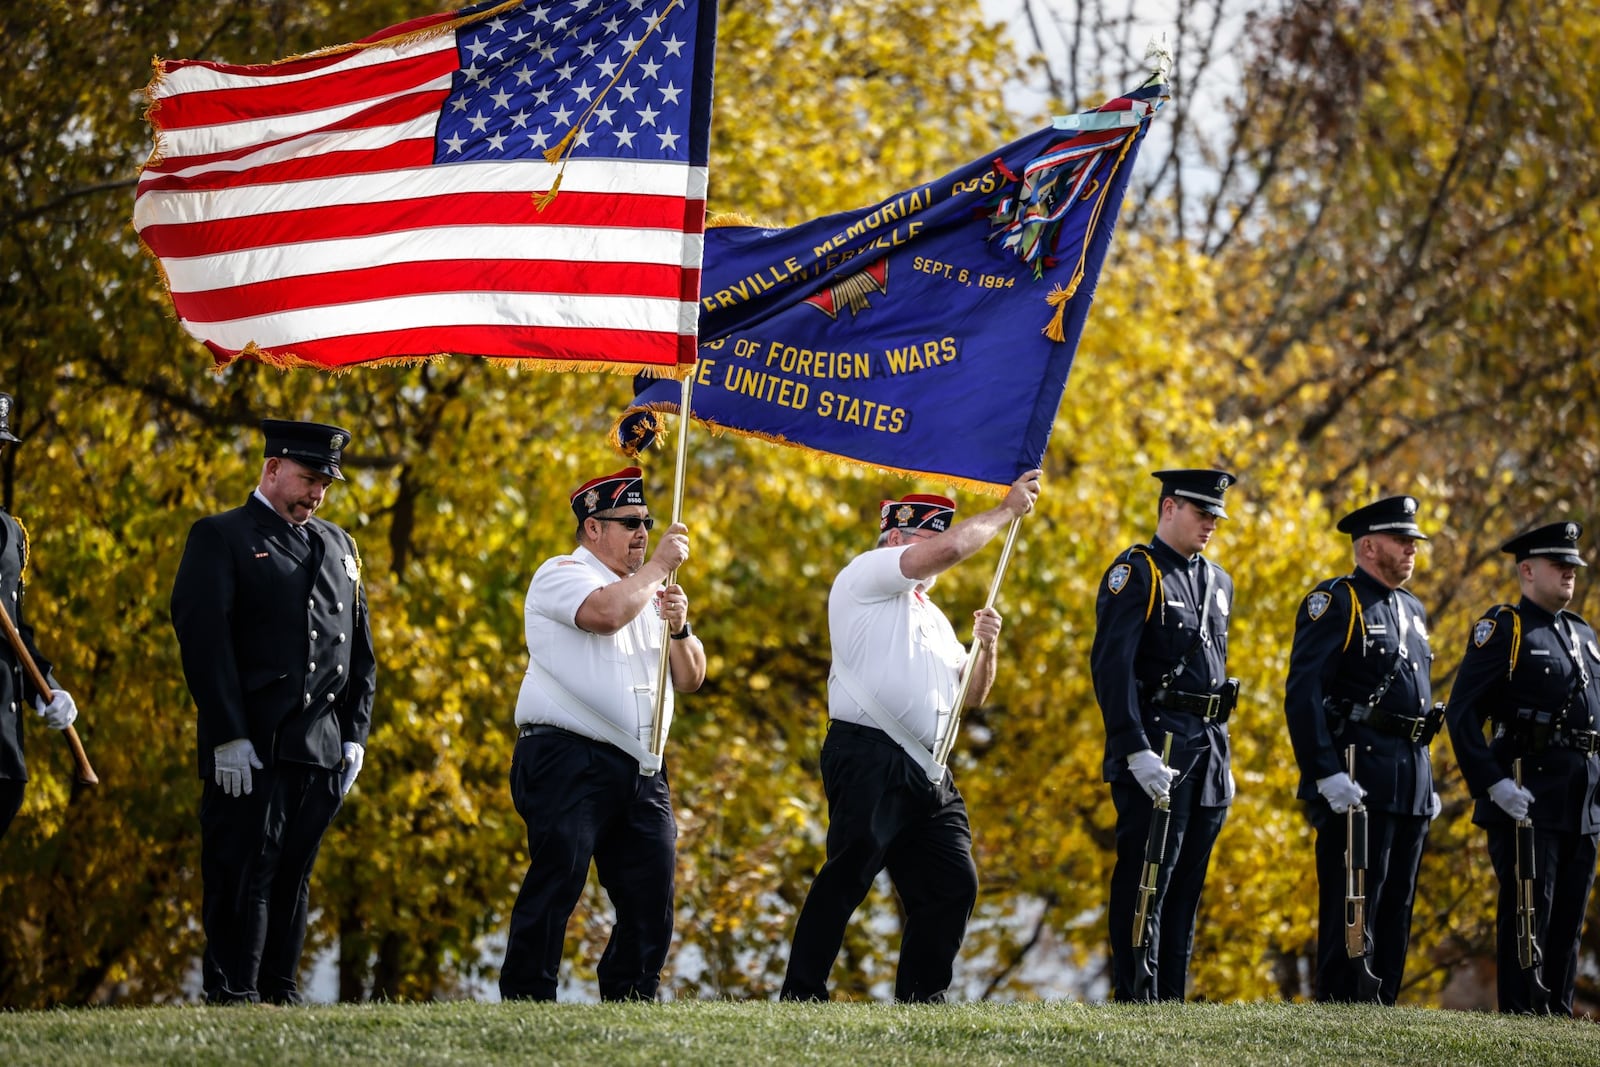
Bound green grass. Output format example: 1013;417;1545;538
0;1000;1595;1066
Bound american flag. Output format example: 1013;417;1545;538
134;0;716;373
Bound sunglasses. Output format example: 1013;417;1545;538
593;515;655;531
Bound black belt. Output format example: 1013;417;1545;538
1495;723;1600;755
1339;701;1429;742
826;719;902;747
1151;688;1230;724
518;724;582;740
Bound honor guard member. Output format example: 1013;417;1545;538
1444;521;1600;1016
499;467;705;1002
779;471;1041;1003
0;392;78;841
171;419;376;1005
1091;469;1239;1002
1284;495;1442;1005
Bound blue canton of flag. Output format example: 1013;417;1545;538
437;0;705;166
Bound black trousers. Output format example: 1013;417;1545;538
1310;804;1427;1004
1108;777;1227;1002
780;721;979;1003
1486;823;1598;1016
199;762;342;1005
0;779;23;841
499;729;677;1002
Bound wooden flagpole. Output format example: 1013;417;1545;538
0;602;97;785
930;515;1023;772
647;374;695;763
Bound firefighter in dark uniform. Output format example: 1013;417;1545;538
0;391;78;841
171;419;376;1005
1091;469;1239;1002
1284;495;1442;1005
1444;521;1600;1016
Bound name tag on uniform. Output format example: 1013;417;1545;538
1529;648;1551;656
1368;624;1389;635
1167;600;1186;609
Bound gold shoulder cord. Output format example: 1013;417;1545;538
13;513;30;582
1498;604;1521;680
1127;547;1164;624
1340;581;1365;654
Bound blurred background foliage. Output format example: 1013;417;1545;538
0;0;1596;1009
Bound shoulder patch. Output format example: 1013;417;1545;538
1107;563;1131;595
1472;618;1496;648
1306;591;1331;621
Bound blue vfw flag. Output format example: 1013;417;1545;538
614;69;1168;493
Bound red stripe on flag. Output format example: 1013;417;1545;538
203;323;692;369
141;191;698;258
152;50;458;129
141;90;444;183
139;138;438;194
172;260;694;323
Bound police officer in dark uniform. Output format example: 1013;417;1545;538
171;419;376;1005
1284;495;1441;1005
1444;521;1600;1016
0;391;78;840
1091;469;1238;1002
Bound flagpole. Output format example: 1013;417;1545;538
931;515;1023;772
647;373;695;764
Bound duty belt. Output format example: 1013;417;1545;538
1335;700;1430;742
1495;723;1600;755
1151;687;1231;724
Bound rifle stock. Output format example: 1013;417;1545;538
1512;758;1551;1011
1128;734;1174;1001
1342;745;1382;1000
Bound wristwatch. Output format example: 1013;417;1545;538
670;622;693;640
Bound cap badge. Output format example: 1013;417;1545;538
330;433;346;450
1566;523;1579;542
0;397;9;417
895;504;914;525
1403;497;1417;514
584;488;600;512
1216;474;1230;491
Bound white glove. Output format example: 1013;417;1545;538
214;738;263;798
339;741;365;796
1427;791;1442;821
1316;772;1366;814
1488;777;1534;820
34;689;77;731
1127;749;1177;800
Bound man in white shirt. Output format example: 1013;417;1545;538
498;466;705;1002
779;469;1041;1002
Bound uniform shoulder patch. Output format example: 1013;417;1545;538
1107;563;1132;595
1305;590;1332;621
1472;618;1496;648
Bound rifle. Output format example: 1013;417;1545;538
1342;745;1382;1001
1512;758;1552;1012
1130;732;1173;999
